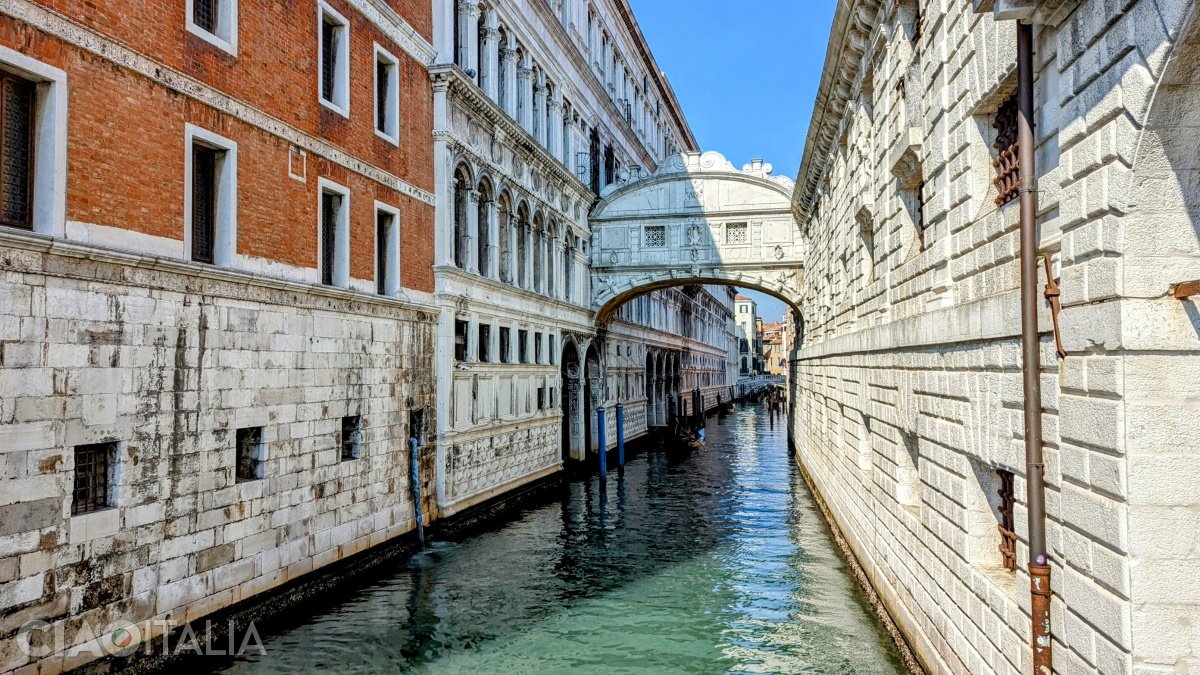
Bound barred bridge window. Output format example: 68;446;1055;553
997;468;1018;571
992;93;1020;206
0;72;35;230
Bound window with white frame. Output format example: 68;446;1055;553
187;0;237;55
318;178;350;287
374;44;399;144
318;1;350;116
375;202;400;296
185;124;237;266
0;46;67;237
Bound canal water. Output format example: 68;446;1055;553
214;405;905;674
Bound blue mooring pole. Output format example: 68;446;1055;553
615;402;625;476
597;405;608;480
409;437;424;547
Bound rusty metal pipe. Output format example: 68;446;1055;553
1018;21;1053;675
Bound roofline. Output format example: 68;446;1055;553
613;0;700;152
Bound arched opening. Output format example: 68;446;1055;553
532;211;544;294
560;339;581;463
563;231;575;303
515;201;529;289
583;342;601;456
497;191;512;284
476;178;493;278
644;351;656;430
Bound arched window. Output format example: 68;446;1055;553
564;231;575;303
453;166;471;269
546;221;557;298
532;212;544;294
498;192;512;284
477;179;492;278
516;202;529;289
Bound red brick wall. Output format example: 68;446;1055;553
0;2;435;292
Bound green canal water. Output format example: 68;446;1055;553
212;405;905;674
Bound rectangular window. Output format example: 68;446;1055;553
236;427;265;481
73;442;116;515
318;179;349;287
499;326;511;363
191;145;218;263
644;225;666;248
549;335;556;365
534;332;543;364
319;1;350;115
478;323;491;363
518;329;529;364
375;203;399;295
454;319;469;362
997;469;1017;571
0;72;35;230
537;386;545;411
187;0;237;54
340;415;362;461
374;45;399;143
993;93;1019;206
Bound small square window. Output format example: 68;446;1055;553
236;427;265;481
73;442;118;515
455;320;469;362
187;0;237;55
518;329;529;364
725;222;748;245
499;326;511;363
318;1;350;115
645;225;666;248
478;323;491;363
341;415;362;461
374;45;400;144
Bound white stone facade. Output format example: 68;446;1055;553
790;1;1200;673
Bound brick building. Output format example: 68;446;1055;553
0;0;437;670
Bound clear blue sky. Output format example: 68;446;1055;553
627;0;836;324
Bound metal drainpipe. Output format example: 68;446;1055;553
1017;21;1053;675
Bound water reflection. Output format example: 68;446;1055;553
211;405;904;674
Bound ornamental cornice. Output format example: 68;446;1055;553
792;0;883;221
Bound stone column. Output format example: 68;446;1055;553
548;91;563;161
517;58;532;131
481;25;499;100
466;189;480;274
532;78;545;146
462;1;481;80
500;47;517;116
485;199;499;279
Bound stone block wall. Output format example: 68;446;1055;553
0;241;436;673
791;0;1200;673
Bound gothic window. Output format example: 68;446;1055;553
564;232;575;302
516;204;529;288
0;72;34;230
645;225;666;248
477;180;492;278
453;167;470;269
532;214;544;292
993;93;1020;206
498;194;512;283
546;223;556;298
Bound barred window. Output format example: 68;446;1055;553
73;443;116;515
645;225;666;248
997;468;1017;571
992;94;1020;206
0;72;35;230
320;191;340;286
374;46;399;142
725;222;748;245
319;3;349;113
191;145;218;263
341;415;362;461
193;0;217;33
236;427;264;481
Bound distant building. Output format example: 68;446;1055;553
762;321;787;375
734;294;761;376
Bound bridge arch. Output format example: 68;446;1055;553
588;151;806;321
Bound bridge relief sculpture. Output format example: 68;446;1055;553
589;151;805;319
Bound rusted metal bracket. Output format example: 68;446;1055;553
1173;280;1200;300
1042;253;1066;359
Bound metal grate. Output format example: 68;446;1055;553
321;192;339;285
193;0;218;33
376;211;390;295
725;222;748;245
341;415;361;461
191;145;217;263
0;73;34;230
992;94;1020;206
376;59;390;133
236;427;263;482
997;468;1018;571
645;225;666;248
73;443;114;515
321;18;338;103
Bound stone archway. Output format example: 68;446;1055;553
560;339;582;462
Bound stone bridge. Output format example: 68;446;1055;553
589;151;804;320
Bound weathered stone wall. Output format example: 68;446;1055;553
0;240;436;672
790;1;1200;673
